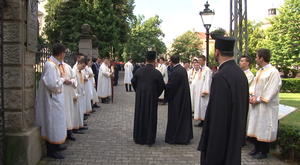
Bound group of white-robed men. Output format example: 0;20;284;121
185;49;281;162
127;41;281;164
35;43;113;159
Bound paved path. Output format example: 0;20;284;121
39;72;287;165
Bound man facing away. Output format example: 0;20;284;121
198;36;249;165
35;43;69;159
165;55;193;145
247;49;282;159
124;59;133;92
131;51;165;146
192;55;212;127
239;55;254;85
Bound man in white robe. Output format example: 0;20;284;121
193;56;212;127
35;43;69;159
124;59;133;92
84;59;94;114
239;55;254;85
156;57;168;105
62;62;77;141
97;58;112;103
247;49;282;159
73;57;89;132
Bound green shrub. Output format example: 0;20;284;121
281;78;300;93
277;124;300;160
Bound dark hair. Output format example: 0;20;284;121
78;56;89;65
257;48;271;63
92;58;97;62
159;57;165;61
220;51;234;57
239;55;251;64
170;55;180;64
52;43;66;56
198;55;206;61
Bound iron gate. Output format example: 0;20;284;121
0;1;6;164
35;45;76;88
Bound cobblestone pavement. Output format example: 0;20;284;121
39;72;287;165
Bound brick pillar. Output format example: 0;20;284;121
3;0;42;164
79;24;92;58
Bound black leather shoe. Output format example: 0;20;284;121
73;130;85;134
56;144;67;151
47;151;65;159
194;122;203;127
67;134;76;141
253;152;267;159
93;104;100;108
248;149;258;156
79;126;88;130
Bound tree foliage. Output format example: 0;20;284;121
243;21;266;62
43;0;135;58
211;28;227;38
123;15;167;62
170;30;203;61
264;0;300;75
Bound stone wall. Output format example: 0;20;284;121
3;0;42;164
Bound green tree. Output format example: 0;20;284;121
211;28;227;38
264;0;300;76
124;15;167;62
43;0;135;58
170;30;203;61
243;21;266;62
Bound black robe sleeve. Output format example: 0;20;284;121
157;73;165;97
131;72;138;91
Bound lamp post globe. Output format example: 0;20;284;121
199;1;215;67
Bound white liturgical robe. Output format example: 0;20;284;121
62;63;77;130
124;61;133;84
191;66;212;120
73;67;86;128
156;63;168;99
84;66;94;113
35;56;67;144
244;69;254;85
97;63;112;98
247;64;282;142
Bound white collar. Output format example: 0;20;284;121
261;64;272;70
50;56;62;65
244;69;250;72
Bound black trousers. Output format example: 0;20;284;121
125;84;132;92
253;139;270;154
46;142;57;153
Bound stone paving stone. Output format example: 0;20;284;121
39;72;287;165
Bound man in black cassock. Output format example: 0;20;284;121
165;55;193;145
198;36;249;165
131;51;165;146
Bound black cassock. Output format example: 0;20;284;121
198;60;249;165
131;64;165;145
165;64;193;144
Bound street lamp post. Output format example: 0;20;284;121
199;1;215;67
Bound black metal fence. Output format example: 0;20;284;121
35;45;76;89
0;1;5;164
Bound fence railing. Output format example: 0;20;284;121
35;45;76;89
